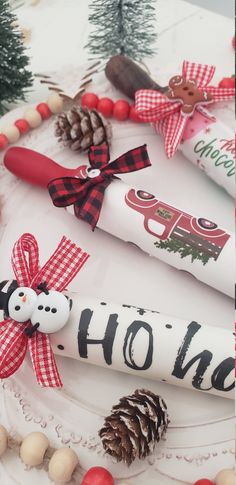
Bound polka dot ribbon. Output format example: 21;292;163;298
0;233;89;387
135;60;235;158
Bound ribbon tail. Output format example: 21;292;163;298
31;237;89;293
0;321;28;378
205;86;235;102
161;113;188;158
77;179;111;230
182;61;215;87
104;144;152;176
11;233;40;287
88;143;110;168
29;332;62;388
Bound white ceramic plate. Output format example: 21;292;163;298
0;94;234;485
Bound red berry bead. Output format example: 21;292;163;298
0;134;8;150
218;77;235;89
194;480;214;485
15;119;30;134
113;99;130;121
97;97;114;117
36;103;52;119
81;467;114;485
129;104;142;122
81;92;99;110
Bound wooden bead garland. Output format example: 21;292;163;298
0;93;64;152
0;424;80;483
0;424;234;484
81;92;142;123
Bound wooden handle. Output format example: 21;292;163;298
4;147;80;188
105;55;167;100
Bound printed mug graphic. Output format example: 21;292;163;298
125;189;230;265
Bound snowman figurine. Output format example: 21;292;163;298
7;282;72;337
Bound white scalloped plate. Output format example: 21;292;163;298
0;73;234;485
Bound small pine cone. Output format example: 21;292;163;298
55;105;112;152
99;389;169;466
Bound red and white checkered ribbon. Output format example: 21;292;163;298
135;61;235;158
0;233;89;387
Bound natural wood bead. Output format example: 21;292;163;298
20;431;49;466
1;125;20;143
215;469;235;485
24;108;42;128
0;425;8;457
48;447;79;483
47;93;64;114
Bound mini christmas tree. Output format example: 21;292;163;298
86;0;157;61
0;0;33;115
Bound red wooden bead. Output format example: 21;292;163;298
81;467;114;485
129;104;142;122
0;134;9;150
194;479;214;485
36;103;52;119
113;99;130;121
81;92;99;110
97;97;114;117
218;77;235;89
15;119;30;134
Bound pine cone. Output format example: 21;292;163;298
55;105;112;152
99;389;169;466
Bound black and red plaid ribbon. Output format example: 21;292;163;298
48;144;151;230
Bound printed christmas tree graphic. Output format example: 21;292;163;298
155;237;215;266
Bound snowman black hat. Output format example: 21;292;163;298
0;279;19;316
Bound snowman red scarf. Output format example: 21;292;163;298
0;233;89;387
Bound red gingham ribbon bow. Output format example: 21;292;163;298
0;233;89;387
135;61;235;158
48;143;151;230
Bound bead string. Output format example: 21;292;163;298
81;92;142;122
0;93;64;151
0;424;234;485
0;424;118;484
0;75;234;152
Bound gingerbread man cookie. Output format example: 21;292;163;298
166;75;213;115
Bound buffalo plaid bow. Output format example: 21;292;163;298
135;60;235;158
0;233;89;387
48;143;151;230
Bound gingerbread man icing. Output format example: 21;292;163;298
166;75;213;115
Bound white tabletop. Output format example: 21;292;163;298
0;1;234;484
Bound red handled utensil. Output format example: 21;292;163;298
4;147;87;188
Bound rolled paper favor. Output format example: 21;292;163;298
4;147;234;297
0;280;232;399
106;56;235;197
50;292;234;400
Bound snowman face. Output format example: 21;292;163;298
8;287;38;323
31;290;70;334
